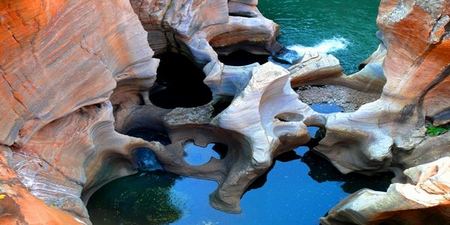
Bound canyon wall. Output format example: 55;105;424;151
321;0;450;224
0;0;158;223
0;0;280;223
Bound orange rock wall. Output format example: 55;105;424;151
0;0;157;223
0;0;157;146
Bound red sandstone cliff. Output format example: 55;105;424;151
0;0;157;223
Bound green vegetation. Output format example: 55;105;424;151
426;124;450;137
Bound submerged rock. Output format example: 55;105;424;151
133;148;163;172
271;47;304;65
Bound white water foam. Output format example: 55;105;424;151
287;37;349;54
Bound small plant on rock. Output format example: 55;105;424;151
426;124;450;137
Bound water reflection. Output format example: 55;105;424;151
183;143;222;166
302;151;393;194
88;171;183;225
88;104;392;225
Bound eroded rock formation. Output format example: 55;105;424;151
319;0;450;223
0;0;449;224
0;0;158;223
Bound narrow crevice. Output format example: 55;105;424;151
228;12;255;18
212;98;233;117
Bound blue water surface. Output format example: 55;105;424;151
87;104;392;225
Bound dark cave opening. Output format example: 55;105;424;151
149;52;212;109
127;127;171;146
217;50;269;66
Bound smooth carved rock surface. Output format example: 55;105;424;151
209;63;318;212
289;43;387;93
318;0;450;223
0;0;158;223
11;103;156;221
130;0;279;99
149;62;322;213
322;156;450;225
0;0;158;147
0;0;279;223
315;0;450;173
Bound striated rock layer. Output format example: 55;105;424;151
0;0;159;223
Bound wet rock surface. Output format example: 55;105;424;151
271;47;304;65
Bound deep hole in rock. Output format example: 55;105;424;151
358;62;367;70
127;128;171;145
183;142;228;166
137;93;146;106
229;12;254;18
218;50;269;66
308;126;326;141
149;52;212;109
127;128;168;171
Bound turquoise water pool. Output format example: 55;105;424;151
259;0;381;73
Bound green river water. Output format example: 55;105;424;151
259;0;381;73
